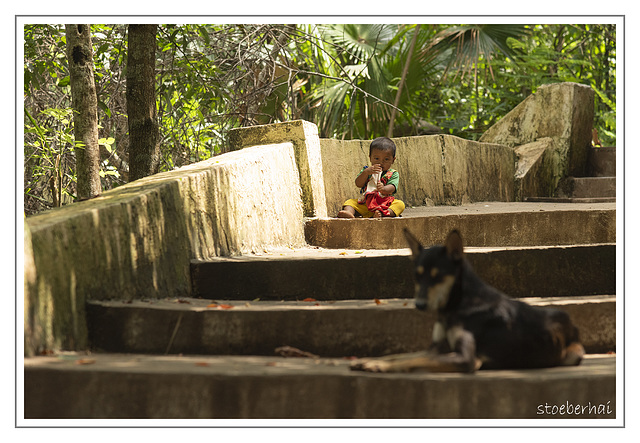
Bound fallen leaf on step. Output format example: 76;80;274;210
339;252;347;255
206;303;233;309
195;362;209;367
275;346;319;358
75;358;96;365
303;297;317;302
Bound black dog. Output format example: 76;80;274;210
351;229;584;373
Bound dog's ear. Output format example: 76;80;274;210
445;229;464;260
403;228;422;260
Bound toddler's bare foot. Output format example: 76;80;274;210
338;210;355;218
373;211;382;219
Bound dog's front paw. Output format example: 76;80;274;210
349;358;392;373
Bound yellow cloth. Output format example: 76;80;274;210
342;198;405;218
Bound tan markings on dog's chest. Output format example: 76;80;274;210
427;274;456;310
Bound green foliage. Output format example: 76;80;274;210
24;106;77;210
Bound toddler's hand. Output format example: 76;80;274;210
369;164;382;175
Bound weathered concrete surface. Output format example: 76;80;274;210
176;143;305;258
24;353;616;419
305;202;616;249
514;137;557;200
191;244;615;301
480;82;595;194
24;143;305;354
440;135;515;205
228;120;328;217
320;135;515;215
84;295;615;357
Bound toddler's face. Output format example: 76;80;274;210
369;148;395;171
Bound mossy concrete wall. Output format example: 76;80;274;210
24;143;305;355
481;82;595;195
227;120;327;218
320;135;516;215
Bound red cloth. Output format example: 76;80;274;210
364;192;395;216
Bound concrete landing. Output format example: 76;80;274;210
24;353;616;419
307;202;616;249
85;295;615;357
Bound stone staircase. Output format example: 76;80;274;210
24;201;617;420
527;146;616;203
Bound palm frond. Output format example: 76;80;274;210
321;24;396;63
428;24;529;80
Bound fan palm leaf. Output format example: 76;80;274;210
428;24;529;81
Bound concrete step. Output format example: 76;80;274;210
588;146;616;177
525;197;616;203
24;352;616;419
557;177;616;198
191;243;615;301
305;202;616;249
85;295;615;357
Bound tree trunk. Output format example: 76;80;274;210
65;24;101;200
127;24;160;182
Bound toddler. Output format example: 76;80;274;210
337;137;405;218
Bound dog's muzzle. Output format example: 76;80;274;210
414;284;428;311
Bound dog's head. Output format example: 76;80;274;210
404;229;464;311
